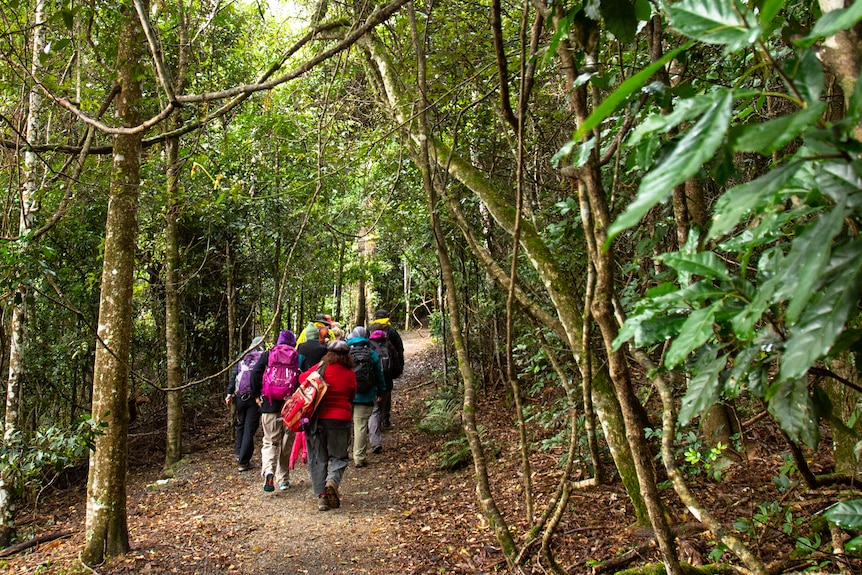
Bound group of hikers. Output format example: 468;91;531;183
224;309;405;511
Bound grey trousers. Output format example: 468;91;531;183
307;421;351;496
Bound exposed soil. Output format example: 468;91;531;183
3;329;861;574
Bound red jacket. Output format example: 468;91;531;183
300;362;355;422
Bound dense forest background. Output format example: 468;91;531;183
1;0;861;573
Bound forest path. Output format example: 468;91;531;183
6;329;501;575
149;328;442;575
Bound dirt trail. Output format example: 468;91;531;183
5;328;444;575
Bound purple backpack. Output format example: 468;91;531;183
236;350;262;396
262;345;300;402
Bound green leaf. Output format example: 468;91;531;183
779;239;862;381
708;161;802;239
783;50;824;106
665;302;720;368
797;2;862;47
570;42;692;145
780;201;848;323
634;0;651;21
669;0;760;49
601;0;638;43
848;74;862;124
679;349;727;425
766;378;819;447
729;103;825;155
609;88;734;242
759;0;785;27
659;251;731;282
824;499;862;529
628;92;725;146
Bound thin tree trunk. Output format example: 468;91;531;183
81;2;144;564
359;32;646;523
163;1;190;471
408;2;518;564
579;165;682;575
1;0;46;547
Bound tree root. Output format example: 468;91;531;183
0;530;73;557
613;562;734;575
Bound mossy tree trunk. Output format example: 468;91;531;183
81;2;144;565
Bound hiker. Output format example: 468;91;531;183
368;309;405;452
296;313;333;344
346;326;385;468
297;320;330;372
250;330;299;492
225;336;264;471
300;339;356;511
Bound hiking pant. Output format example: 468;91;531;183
234;395;261;465
368;398;384;451
260;413;292;486
351;403;374;465
307;420;351;496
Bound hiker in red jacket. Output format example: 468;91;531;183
300;339;356;511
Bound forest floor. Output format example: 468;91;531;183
3;329;861;574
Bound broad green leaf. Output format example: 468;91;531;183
570;42;692;144
797;2;862;47
824;500;862;529
708;161;802;239
759;0;785;26
631;314;689;348
848;74;862;124
634;0;651;21
818;160;862;207
779;201;847;323
628;92;725;146
730;102;824;155
665;302;720;368
601;0;638;43
609;89;734;242
660;251;731;282
766;378;819;447
780;239;862;381
783;50;824;106
679;350;727;425
646;280;727;309
669;0;760;49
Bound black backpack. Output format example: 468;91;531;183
349;345;375;395
369;339;392;377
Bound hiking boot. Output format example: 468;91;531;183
238;463;251;472
354;460;367;468
318;494;330;512
325;479;340;509
383;419;392;429
263;472;275;492
371;445;382;454
279;481;291;491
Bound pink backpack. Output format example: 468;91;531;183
261;345;299;402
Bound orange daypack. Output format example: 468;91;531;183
281;364;328;432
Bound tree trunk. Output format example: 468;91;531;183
407;3;518;563
81;2;144;564
163;1;189;471
359;33;647;523
1;0;46;547
579;163;682;575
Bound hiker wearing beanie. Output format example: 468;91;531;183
250;330;299;492
296;313;334;344
301;339;356;511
